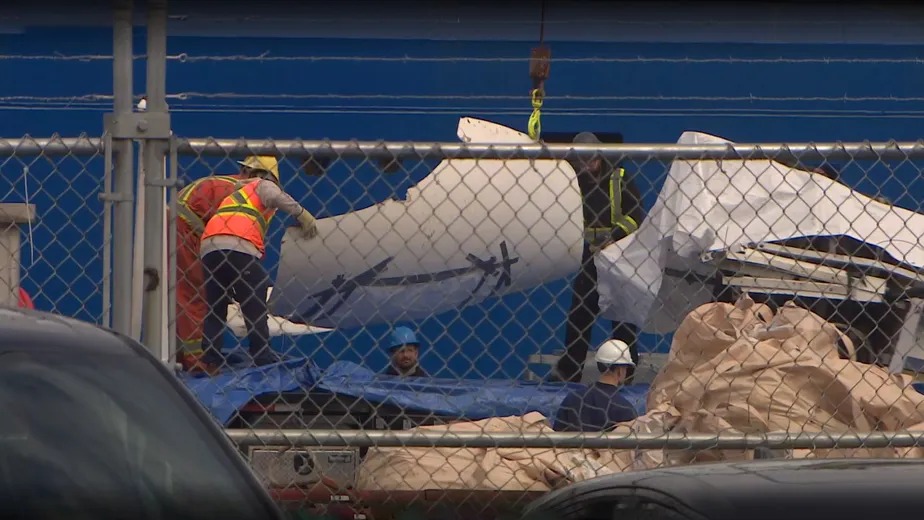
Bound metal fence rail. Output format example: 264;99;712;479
0;137;105;156
227;429;924;450
173;137;924;161
4;135;923;160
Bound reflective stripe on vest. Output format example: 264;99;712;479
176;175;240;234
201;181;276;255
584;167;639;243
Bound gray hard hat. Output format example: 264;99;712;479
573;131;602;144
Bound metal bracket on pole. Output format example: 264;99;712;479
103;112;172;140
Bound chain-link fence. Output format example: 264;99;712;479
0;137;107;324
165;133;924;518
5;2;924;519
5;129;923;519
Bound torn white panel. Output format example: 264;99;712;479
889;299;924;374
227;286;333;337
456;117;536;144
596;130;924;334
270;117;585;329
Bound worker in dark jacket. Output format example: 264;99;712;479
553;339;638;432
554;131;647;384
382;326;428;377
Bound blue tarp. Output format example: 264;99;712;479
179;358;650;426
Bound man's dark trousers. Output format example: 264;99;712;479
201;249;272;363
558;241;639;383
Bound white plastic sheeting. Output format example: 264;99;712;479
227;287;333;337
596;130;924;335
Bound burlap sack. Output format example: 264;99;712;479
647;296;924;462
357;412;635;492
358;295;924;491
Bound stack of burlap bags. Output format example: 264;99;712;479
357;296;924;492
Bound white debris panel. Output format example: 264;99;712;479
596;130;924;334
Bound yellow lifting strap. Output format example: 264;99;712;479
583;168;639;243
527;1;550;142
528;89;544;141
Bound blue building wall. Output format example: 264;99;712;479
1;5;923;379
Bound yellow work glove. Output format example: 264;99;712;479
296;209;319;240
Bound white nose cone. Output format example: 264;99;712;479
270;118;586;329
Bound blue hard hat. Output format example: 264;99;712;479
387;326;419;351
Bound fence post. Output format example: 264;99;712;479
0;203;36;307
107;0;136;337
167;139;179;363
140;0;171;356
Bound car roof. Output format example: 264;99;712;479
0;306;142;357
526;458;924;519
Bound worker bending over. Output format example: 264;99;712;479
174;157;270;372
555;131;646;383
197;160;319;374
553;339;638;432
382;327;428;377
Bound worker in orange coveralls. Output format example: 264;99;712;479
173;156;277;373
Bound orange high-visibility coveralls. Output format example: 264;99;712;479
174;174;243;353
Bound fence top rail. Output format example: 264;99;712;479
2;136;924;161
0;137;104;157
175;138;924;161
224;428;924;450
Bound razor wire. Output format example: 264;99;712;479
12;54;924;63
161;138;924;516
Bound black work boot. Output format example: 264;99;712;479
250;347;281;367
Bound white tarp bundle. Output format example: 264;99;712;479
227;287;333;337
597;130;924;334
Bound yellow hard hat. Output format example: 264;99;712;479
238;155;280;182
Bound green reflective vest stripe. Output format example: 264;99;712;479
177;204;208;234
213;190;273;236
583;167;639;243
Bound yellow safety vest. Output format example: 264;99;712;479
584;167;639;244
175;175;240;234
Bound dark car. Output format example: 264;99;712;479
522;458;924;520
0;307;284;520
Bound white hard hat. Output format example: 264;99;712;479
594;339;634;366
